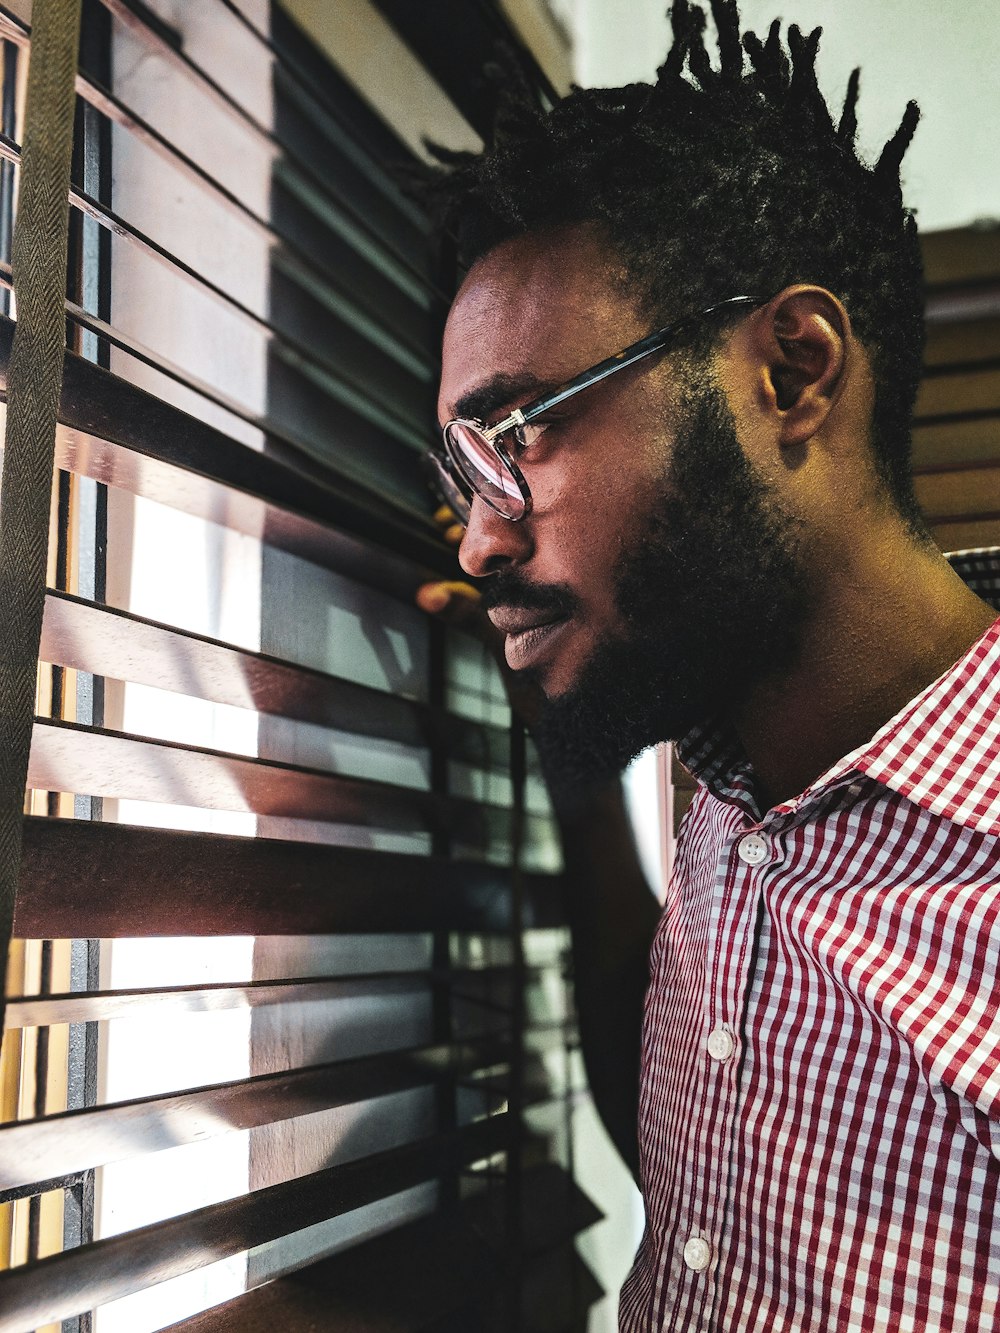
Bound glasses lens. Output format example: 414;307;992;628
426;451;471;525
444;421;527;519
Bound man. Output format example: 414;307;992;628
417;3;1000;1328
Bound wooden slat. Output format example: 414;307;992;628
165;1163;602;1333
4;964;522;1027
0;1113;510;1333
914;465;1000;521
25;721;558;858
168;1215;499;1333
4;317;449;604
163;1278;370;1333
924;317;1000;370
912;227;1000;551
0;1037;509;1189
5;973;426;1029
467;1053;573;1117
930;518;1000;552
911;417;1000;470
915;366;1000;419
52;412;441;603
921;227;1000;288
461;1160;603;1250
40;590;429;740
13;817;565;937
26;718;458;832
925;283;1000;325
7;975;561;1046
39;590;513;769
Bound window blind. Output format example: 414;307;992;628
0;3;606;1329
913;224;1000;552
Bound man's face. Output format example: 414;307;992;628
439;229;677;693
438;228;809;780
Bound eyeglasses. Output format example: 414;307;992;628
429;293;766;525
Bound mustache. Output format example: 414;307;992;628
477;569;580;620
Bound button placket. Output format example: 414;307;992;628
683;1233;712;1272
706;1025;736;1062
692;824;773;1299
737;831;768;865
654;815;772;1312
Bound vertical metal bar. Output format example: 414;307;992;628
503;717;527;1333
62;1174;93;1332
26;941;54;1264
74;0;113;373
427;617;459;1207
0;40;17;319
71;0;110;814
64;11;108;1325
26;1192;41;1263
561;936;576;1179
427;222;459;1210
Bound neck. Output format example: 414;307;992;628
730;526;998;810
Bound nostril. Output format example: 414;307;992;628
458;497;532;579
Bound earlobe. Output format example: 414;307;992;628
758;286;848;447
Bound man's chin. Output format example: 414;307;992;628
533;696;653;790
529;644;671;788
508;621;594;701
527;670;578;704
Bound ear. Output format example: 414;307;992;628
752;286;848;447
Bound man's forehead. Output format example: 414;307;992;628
437;229;639;423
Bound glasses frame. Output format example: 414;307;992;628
432;293;767;524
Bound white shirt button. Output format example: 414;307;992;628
737;832;768;865
706;1026;735;1061
683;1235;712;1271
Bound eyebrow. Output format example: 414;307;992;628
449;371;550;426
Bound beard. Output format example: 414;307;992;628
488;375;812;789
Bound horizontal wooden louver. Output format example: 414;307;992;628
12;819;564;938
914;225;1000;551
165;1162;603;1333
0;1115;512;1332
0;2;602;1330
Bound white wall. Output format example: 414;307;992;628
570;0;1000;233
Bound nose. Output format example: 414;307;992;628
458;494;534;578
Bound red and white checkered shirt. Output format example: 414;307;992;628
620;550;1000;1332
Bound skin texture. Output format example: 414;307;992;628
438;229;673;699
515;374;813;788
433;225;997;807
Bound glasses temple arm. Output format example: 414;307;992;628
523;329;677;421
484;295;764;437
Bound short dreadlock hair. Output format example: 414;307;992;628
422;0;927;532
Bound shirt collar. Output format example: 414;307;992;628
676;547;1000;835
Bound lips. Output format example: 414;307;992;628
488;605;571;673
487;606;562;636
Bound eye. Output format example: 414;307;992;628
510;419;554;455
